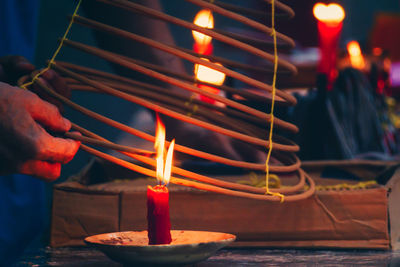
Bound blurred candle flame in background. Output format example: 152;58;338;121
313;3;345;24
192;9;214;46
194;58;226;86
192;9;225;104
347;41;365;70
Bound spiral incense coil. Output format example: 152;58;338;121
19;0;316;201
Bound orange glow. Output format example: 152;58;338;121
192;9;214;46
347;41;365;70
313;3;345;24
194;58;226;86
373;47;383;56
154;115;174;185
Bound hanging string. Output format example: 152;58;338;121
265;0;284;202
21;0;82;89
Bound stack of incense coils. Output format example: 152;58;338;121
21;0;315;202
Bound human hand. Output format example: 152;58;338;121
0;56;71;113
0;56;35;85
0;82;80;181
31;69;71;113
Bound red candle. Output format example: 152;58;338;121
147;115;175;245
147;185;172;245
193;42;213;56
313;3;345;90
197;84;220;104
317;20;342;88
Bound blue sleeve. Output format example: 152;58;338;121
0;2;43;264
0;0;40;61
0;174;46;266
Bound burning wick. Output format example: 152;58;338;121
313;2;345;90
147;115;175;245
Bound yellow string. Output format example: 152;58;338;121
20;0;82;89
304;180;377;191
265;0;284;202
238;172;281;189
185;94;199;117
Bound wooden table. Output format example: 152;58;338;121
15;247;400;266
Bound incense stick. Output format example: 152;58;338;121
52;63;298;150
80;143;315;202
71;122;304;195
28;76;298;171
71;15;298;105
65;132;155;156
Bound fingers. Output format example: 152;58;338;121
0;55;35;85
24;91;71;132
10;56;35;73
41;69;71;99
33;124;81;164
31;70;70;113
0;83;79;181
19;160;61;181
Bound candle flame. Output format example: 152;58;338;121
194;58;226;86
163;139;175;185
347;41;365;70
155;115;165;183
192;9;214;46
313;3;345;24
154;115;174;185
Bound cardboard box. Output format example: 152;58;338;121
50;159;400;249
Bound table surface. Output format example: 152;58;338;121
14;247;400;267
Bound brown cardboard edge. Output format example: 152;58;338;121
386;167;400;250
50;186;121;247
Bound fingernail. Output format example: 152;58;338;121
63;118;71;130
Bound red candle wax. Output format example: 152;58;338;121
147;184;172;245
317;20;343;90
193;42;213;55
198;84;219;104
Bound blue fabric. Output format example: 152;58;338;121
0;0;43;265
0;175;45;266
0;0;40;62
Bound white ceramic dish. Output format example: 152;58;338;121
84;230;236;265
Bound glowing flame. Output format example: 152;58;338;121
192;9;214;46
194;58;226;86
155;115;165;183
347;41;365;70
313;3;345;24
163;139;175;185
154;115;174;185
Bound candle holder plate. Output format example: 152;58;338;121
84;230;236;265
